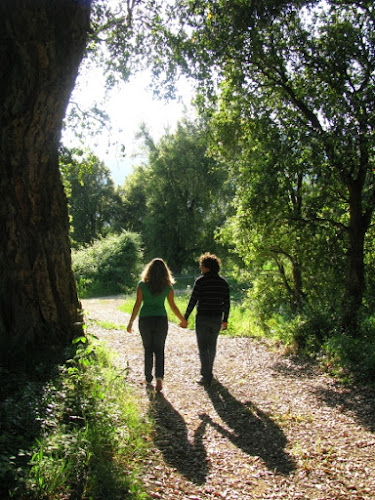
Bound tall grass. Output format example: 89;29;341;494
0;336;150;499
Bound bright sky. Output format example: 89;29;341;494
63;65;196;185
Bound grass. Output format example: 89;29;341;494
117;297;135;316
95;319;128;331
0;335;151;499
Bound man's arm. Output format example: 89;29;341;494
167;288;188;327
184;279;200;320
222;280;230;327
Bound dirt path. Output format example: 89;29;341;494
82;297;375;500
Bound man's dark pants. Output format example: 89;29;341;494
195;315;222;382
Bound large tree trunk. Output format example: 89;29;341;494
0;0;91;365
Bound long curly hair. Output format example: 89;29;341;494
141;258;175;295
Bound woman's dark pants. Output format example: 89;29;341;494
195;315;222;382
139;316;168;382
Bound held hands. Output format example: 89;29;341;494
221;321;228;331
127;321;133;333
179;318;188;328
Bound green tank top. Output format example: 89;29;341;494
139;281;172;317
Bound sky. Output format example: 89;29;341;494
63;66;196;186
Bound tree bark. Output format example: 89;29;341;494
0;0;91;364
342;179;369;334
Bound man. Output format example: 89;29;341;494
184;252;230;386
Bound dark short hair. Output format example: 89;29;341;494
199;252;221;273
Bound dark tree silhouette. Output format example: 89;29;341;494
0;0;91;364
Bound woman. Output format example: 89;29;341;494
127;258;187;392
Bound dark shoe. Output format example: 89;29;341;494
196;377;212;386
156;379;163;392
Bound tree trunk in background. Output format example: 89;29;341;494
0;0;91;364
342;179;368;335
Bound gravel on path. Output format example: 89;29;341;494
82;297;375;500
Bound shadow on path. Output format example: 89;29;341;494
271;356;319;379
147;391;209;484
203;380;296;475
312;384;375;433
272;355;375;433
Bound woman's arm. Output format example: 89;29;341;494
167;289;188;328
127;285;143;332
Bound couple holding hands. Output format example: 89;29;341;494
127;253;230;393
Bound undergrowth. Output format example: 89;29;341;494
260;311;375;384
72;231;143;298
0;335;150;499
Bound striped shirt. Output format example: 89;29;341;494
184;272;230;322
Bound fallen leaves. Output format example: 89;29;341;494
82;297;375;500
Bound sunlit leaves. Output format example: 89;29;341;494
130;118;230;270
60;148;125;246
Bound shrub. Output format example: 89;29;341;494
320;332;375;382
72;231;143;298
0;336;150;499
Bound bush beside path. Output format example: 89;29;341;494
82;297;375;500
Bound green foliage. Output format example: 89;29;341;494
211;63;350;321
363;229;375;311
72;231;143;298
126;118;231;272
60;147;126;246
0;337;150;499
155;0;375;331
320;332;375;383
73;0;375;339
117;297;134;315
268;312;336;352
116;166;148;235
242;305;375;383
94;319;128;331
63;0;375;379
221;300;253;338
